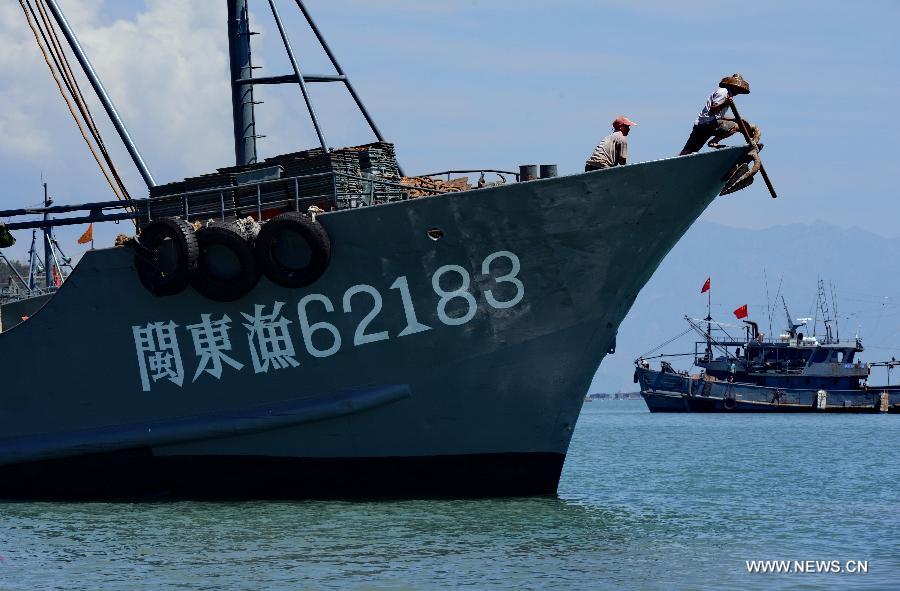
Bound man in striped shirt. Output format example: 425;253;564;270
585;115;636;171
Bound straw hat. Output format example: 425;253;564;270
719;73;750;94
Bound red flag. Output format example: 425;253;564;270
77;223;93;245
52;266;62;287
733;304;748;319
700;277;710;294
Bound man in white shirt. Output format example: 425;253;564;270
585;115;636;171
678;74;750;155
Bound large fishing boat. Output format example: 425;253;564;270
0;0;755;498
636;288;900;413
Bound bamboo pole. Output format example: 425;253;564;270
729;101;777;198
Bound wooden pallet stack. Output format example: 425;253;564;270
139;142;408;224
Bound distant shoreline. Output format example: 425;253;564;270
585;392;641;401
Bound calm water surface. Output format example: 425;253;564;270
1;401;897;590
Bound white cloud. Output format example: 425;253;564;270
0;3;58;158
76;0;234;183
0;0;241;195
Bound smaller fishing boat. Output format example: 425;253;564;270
635;286;900;413
0;183;72;332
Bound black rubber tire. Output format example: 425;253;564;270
723;396;737;411
135;217;198;296
254;212;331;288
191;222;260;302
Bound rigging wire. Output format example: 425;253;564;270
638;327;693;359
30;1;97;137
18;0;137;228
19;0;121;200
33;0;132;204
772;273;784;334
812;276;821;339
830;281;840;341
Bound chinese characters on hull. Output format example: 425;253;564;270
132;250;525;392
133;321;184;391
242;302;300;372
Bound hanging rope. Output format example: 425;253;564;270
33;0;131;202
34;2;102;139
19;0;136;227
31;1;98;137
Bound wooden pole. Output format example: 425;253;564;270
729;101;777;199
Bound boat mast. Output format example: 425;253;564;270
293;0;389;147
225;0;400;172
705;281;712;360
228;0;259;166
267;0;328;153
830;281;840;342
781;296;794;337
42;183;53;289
27;230;38;290
817;279;834;344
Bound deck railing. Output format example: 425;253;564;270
0;168;471;232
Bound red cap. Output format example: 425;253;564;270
612;115;636;129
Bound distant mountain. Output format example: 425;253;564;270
592;221;900;392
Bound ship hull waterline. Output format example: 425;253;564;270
0;148;747;499
638;367;900;414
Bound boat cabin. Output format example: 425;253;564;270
696;336;868;389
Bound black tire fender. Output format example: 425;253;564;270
254;212;331;288
135;217;198;296
191;222;260;302
723;396;737;411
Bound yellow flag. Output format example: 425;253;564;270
77;223;93;245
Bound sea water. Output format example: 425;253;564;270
1;401;897;590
